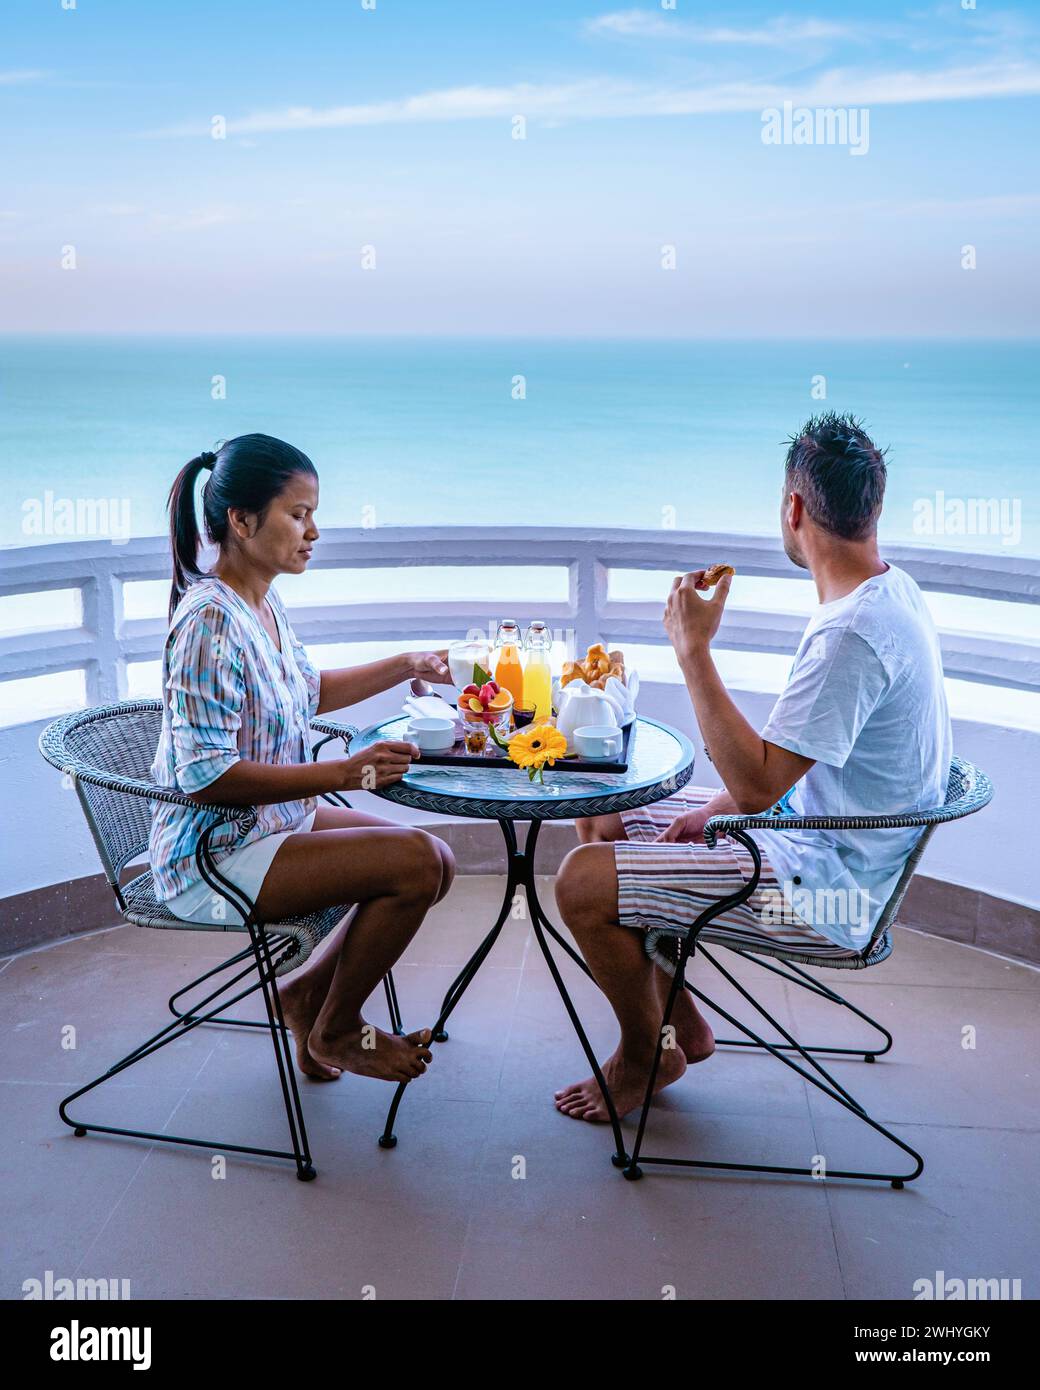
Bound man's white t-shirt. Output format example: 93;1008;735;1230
755;564;952;951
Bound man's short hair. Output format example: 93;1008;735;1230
784;412;887;541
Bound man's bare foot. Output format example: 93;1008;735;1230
657;974;715;1064
276;978;341;1080
309;1023;434;1083
554;1045;687;1123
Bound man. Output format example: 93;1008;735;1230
554;413;952;1122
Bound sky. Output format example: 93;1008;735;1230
1;0;1038;335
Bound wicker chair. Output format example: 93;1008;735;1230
582;755;994;1187
38;698;391;1181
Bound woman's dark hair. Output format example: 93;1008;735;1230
166;433;317;619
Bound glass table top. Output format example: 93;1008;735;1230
352;716;696;818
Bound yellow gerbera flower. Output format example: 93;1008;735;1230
508;724;568;780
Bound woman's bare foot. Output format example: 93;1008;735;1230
308;1023;434;1083
656;973;715;1064
554;1045;687;1123
276;978;341;1081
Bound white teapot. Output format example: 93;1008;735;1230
551;678;619;747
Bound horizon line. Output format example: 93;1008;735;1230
2;330;1038;344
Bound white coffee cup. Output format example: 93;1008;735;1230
407;717;456;752
573;725;623;760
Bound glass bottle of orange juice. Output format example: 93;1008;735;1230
492;619;524;709
523;621;553;723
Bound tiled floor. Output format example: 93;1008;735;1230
2;876;1037;1301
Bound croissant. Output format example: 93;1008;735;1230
702;564;735;587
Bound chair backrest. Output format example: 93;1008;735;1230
869;755;994;952
40;700;165;891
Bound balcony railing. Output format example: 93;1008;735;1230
2;527;1039;715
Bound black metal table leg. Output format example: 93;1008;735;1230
430;820;523;1041
378;815;625;1156
378;819;525;1147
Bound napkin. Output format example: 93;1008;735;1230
602;672;638;724
402;693;459;726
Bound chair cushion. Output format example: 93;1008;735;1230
120;870;350;976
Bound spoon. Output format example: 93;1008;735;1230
410;678;453;704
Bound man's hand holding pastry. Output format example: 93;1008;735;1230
663;565;734;661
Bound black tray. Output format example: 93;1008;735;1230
413;716;635;774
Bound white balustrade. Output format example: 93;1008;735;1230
1;528;1039;714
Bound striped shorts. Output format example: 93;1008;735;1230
615;786;847;972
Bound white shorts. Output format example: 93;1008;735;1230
164;811;317;927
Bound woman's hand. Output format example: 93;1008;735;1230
336;740;420;791
407;649;452;684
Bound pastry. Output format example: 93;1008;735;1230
561;644;628;689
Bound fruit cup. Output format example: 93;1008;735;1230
458;680;514;747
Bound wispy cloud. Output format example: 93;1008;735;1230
0;69;47;85
145;61;1040;138
91;203;146;217
861;192;1040;219
87;203;243;231
161;207;240;231
729;192;1040;225
585;7;1040;61
585;11;869;45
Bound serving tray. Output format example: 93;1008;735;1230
412;715;635;774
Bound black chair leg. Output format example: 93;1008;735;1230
620;943;923;1187
710;948;893;1061
529;908;629;1170
246;919;316;1180
169;942;402;1049
168;940;287;1029
623;936;691;1181
554;829;923;1188
59;932;316;1179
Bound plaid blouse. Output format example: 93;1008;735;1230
148;576;322;901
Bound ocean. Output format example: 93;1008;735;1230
2;336;1037;555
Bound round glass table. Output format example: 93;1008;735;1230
352;715;696;1157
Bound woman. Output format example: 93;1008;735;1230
149;433;455;1086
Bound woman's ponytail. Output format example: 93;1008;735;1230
166;451;217;620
